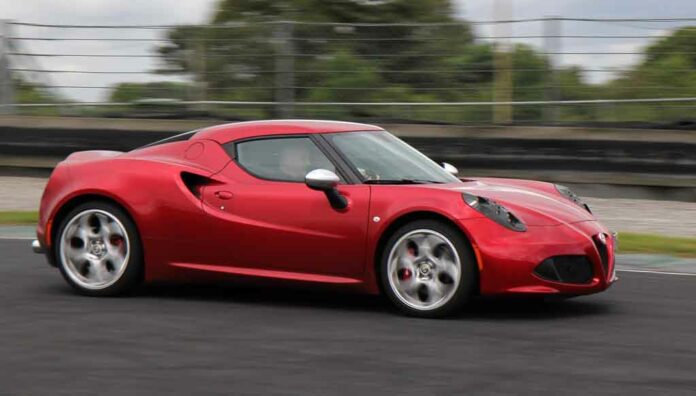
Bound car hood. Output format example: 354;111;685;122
428;178;595;226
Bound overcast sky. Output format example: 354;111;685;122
2;0;696;102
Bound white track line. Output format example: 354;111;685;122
617;269;696;277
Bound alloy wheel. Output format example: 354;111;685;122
387;229;462;311
59;209;131;290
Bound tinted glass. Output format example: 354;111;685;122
236;137;337;182
325;131;459;184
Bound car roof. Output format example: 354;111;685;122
192;119;384;144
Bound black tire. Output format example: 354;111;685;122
54;201;144;296
379;219;477;318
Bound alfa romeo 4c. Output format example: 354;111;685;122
33;120;616;317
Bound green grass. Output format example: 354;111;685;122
0;211;38;225
1;211;695;257
617;232;696;258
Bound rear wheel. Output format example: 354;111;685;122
380;219;477;318
55;201;143;296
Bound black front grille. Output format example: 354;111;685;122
534;256;594;285
593;235;609;275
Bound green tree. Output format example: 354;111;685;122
14;78;61;116
304;50;383;118
156;0;472;118
510;44;548;122
599;27;696;123
556;66;599;122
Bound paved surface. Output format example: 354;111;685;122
0;176;46;211
617;254;696;274
1;239;695;395
0;225;36;239
585;197;696;237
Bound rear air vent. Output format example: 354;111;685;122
180;172;210;199
534;256;594;284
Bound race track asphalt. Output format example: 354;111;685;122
1;239;695;395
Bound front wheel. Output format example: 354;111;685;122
380;220;477;318
55;201;143;296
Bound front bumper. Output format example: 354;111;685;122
457;218;617;296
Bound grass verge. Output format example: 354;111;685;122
618;232;696;257
0;211;38;225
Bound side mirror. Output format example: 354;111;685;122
305;169;348;210
305;169;339;191
442;162;459;176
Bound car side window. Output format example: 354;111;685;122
234;137;339;182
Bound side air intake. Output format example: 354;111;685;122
180;172;211;199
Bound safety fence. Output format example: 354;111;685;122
2;17;696;125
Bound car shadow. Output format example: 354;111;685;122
126;282;613;320
42;278;613;320
137;282;394;314
459;296;614;321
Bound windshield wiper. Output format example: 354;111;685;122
364;179;443;185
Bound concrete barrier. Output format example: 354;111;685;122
1;116;695;200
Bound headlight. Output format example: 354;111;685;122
555;184;592;213
462;193;526;232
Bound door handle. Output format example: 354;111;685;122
214;190;233;200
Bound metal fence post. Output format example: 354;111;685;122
273;21;295;118
0;20;15;115
543;16;561;124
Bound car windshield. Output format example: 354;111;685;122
325;131;460;184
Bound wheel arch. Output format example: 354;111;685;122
373;210;480;294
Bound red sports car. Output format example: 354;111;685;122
32;120;617;317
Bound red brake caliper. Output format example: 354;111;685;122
110;235;123;248
397;246;417;280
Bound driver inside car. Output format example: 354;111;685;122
279;144;311;181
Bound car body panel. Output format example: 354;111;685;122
456;180;593;226
457;218;614;295
199;160;371;279
36;120;615;298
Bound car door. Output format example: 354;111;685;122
200;135;370;280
